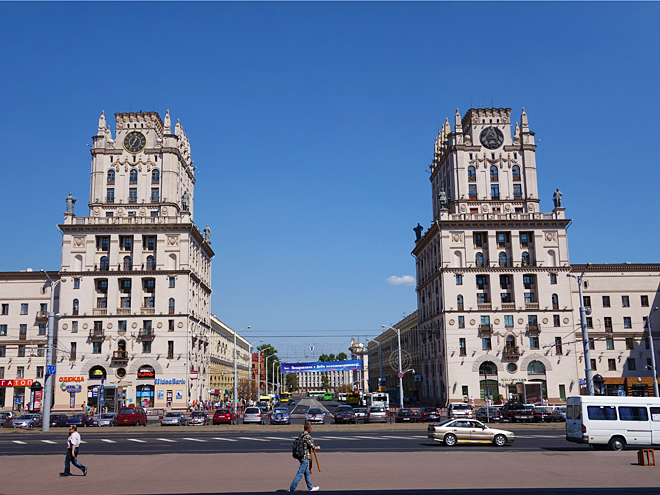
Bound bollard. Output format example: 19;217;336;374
638;449;656;466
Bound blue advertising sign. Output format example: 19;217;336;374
280;360;363;373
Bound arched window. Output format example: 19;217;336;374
552;293;559;310
100;256;109;271
475;252;484;267
490;166;498;181
457;295;464;310
123;256;132;270
521;251;530;265
107;170;115;183
152;169;160;183
499;252;507;266
528;360;546;375
129;169;138;184
505;335;516;350
117;340;126;351
512;165;521;180
72;299;79;315
467;166;476;181
479;361;497;376
146;255;156;270
168;298;175;314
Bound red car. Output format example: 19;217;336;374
115;406;148;426
213;409;233;425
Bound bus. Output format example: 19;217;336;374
347;391;361;406
338;393;347;402
280;392;291;404
323;391;333;401
364;392;389;410
308;391;325;398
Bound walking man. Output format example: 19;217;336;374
289;423;320;492
61;425;87;477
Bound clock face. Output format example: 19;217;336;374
479;126;504;150
123;131;147;154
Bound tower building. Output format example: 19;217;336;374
413;108;578;405
53;110;214;411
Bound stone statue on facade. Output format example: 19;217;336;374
65;192;76;214
553;188;563;208
438;189;448;210
181;191;190;212
203;225;211;242
414;223;424;242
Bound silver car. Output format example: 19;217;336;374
447;403;473;419
353;407;368;422
366;406;387;423
305;407;325;424
243;407;265;425
161;412;187;426
90;413;116;426
428;419;516;447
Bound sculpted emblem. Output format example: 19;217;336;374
460;204;467;212
452;233;461;242
167;236;178;246
545;232;555;241
73;237;85;247
481;204;489;213
479;126;504;149
528;204;535;212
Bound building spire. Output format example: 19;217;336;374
164;109;171;133
97;111;106;136
454;108;462;133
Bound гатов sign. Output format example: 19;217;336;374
280;360;363;373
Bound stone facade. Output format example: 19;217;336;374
209;315;250;399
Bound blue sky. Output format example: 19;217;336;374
1;2;659;360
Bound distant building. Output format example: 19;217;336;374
209;315;250;400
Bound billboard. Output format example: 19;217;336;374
280;360;363;373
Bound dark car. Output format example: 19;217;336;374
67;414;92;427
475;407;503;422
0;412;15;428
532;406;554;423
333;405;356;424
116;406;148;426
289;399;296;406
213;409;233;425
50;414;69;427
418;407;441;422
395;408;418;423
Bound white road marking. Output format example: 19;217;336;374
183;437;207;442
380;435;410;439
127;438;146;443
238;436;269;442
79;440;87;443
412;435;427;438
157;438;176;442
265;436;290;440
213;437;238;442
354;436;383;439
41;440;57;444
12;440;27;445
100;439;116;443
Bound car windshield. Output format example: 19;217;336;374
215;410;230;414
426;408;439;413
100;414;115;419
274;409;288;414
308;408;322;414
71;415;85;418
245;408;260;414
165;412;181;417
370;407;384;412
119;408;135;415
17;415;33;419
453;404;470;409
433;419;454;426
192;412;205;416
355;408;366;413
399;409;412;414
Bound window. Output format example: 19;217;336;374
0;324;5;336
529;336;539;349
71;321;78;333
586;317;593;328
589;338;595;350
641;295;649;307
73;277;80;289
142;341;152;353
512;184;522;199
469;184;477;200
118;320;127;333
168;320;175;332
107;170;115;183
621;295;630;307
37;344;45;357
455;274;463;285
18;345;25;357
626;337;634;350
559;384;566;401
129;188;137;202
459;338;466;356
70;342;76;359
106;188;115;202
36;366;44;378
521;251;530;265
143;279;155;293
608;359;616;371
627;358;637;371
38;323;46;335
100;256;109;271
606;337;614;350
500;275;511;289
152;169;160;183
123;256;133;270
552;293;559;310
146;255;156;269
145;236;156;250
480;315;490;326
497;233;508;247
490;165;498;181
20;303;28;315
477;293;488;304
476;275;489;289
151;188;160;201
481;337;492;350
0;346;5;357
18;324;26;337
130;169;138;183
602;296;610;307
490;184;499;200
121;297;131;308
623;317;632;329
169;277;176;288
1;304;7;315
97;297;107;309
168;340;174;358
168;298;175;314
475;252;484;267
588;406;617;421
553;315;560;327
106;211;114;218
72;299;79;315
604;316;612;329
501;292;512;303
467;166;476;181
520;233;529;247
527;360;545;374
16;366;24;378
524;292;536;303
512;165;520;181
458;316;465;328
504;315;513;328
121;236;133;251
457;295;464;310
93;342;102;354
473;233;485;248
97;279;108;293
582;296;591;308
555;337;563;355
619;407;648;421
548;273;557;285
144;297;155;308
498;252;507;266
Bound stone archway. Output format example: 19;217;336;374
471;355;505;373
519;353;553;373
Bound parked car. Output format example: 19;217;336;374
551;406;567;422
89;413;117;427
243;407;265;425
50;414;69;427
532;406;555;423
428;419;516;447
353;407;368;423
501;402;534;423
12;414;42;429
115;406;148;426
146;408;166;424
366;406;388;423
213;409;233;425
0;411;15;428
475;407;503;423
395;408;419;423
67;414;92;427
270;407;291;425
447;403;473;419
187;411;210;426
306;407;325;424
418;407;441;422
333;405;356;424
161;411;187;426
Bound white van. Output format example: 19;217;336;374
566;395;660;450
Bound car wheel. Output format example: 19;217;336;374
608;437;626;451
444;434;457;447
493;434;507;447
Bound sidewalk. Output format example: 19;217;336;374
0;450;656;494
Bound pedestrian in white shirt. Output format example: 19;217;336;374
61;425;87;477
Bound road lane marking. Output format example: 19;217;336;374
354;436;384;439
213;437;238;442
412;435;427;438
183;437;207;442
157;438;176;442
127;438;146;443
41;440;57;444
12;440;27;445
265;437;290;440
381;435;410;439
238;437;269;442
100;439;116;443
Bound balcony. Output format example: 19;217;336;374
116;308;131;315
88;328;105;340
457;305;464;312
93;308;107;315
35;310;48;321
69;353;77;362
502;346;520;359
525;302;539;310
468;176;476;182
459;349;466;356
479;324;493;335
501;302;516;310
138;328;155;340
526;324;541;335
140;307;155;315
111;350;129;365
19;333;26;341
605;325;613;333
477;303;492;311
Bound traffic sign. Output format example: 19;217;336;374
398;372;404;378
46;365;56;376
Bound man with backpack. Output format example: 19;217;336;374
289;422;320;492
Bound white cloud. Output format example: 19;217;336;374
387;275;415;286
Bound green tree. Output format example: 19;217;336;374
318;353;337;362
321;372;330;390
336;352;348;361
286;373;299;392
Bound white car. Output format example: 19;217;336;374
306;407;325;424
447;403;473;419
243;407;265;425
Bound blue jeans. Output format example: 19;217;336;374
64;447;85;475
289;459;312;491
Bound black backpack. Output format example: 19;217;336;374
292;433;305;460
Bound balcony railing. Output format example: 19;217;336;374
140;307;155;315
89;328;105;339
138;328;155;339
167;353;174;359
19;333;26;341
501;302;516;310
117;308;131;315
35;310;48;320
69;353;77;362
477;303;492;311
526;324;541;335
502;346;520;358
605;325;613;333
479;324;493;335
111;351;129;364
525;302;539;309
93;308;107;315
457;305;464;312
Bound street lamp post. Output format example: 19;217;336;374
382;325;404;408
233;326;251;420
248;339;263;402
568;264;594;396
41;270;60;433
265;354;276;395
367;338;383;393
647;307;659;397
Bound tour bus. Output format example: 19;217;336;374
566;395;660;450
308;390;325;398
280;392;291;404
364;392;389;410
347;391;362;406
